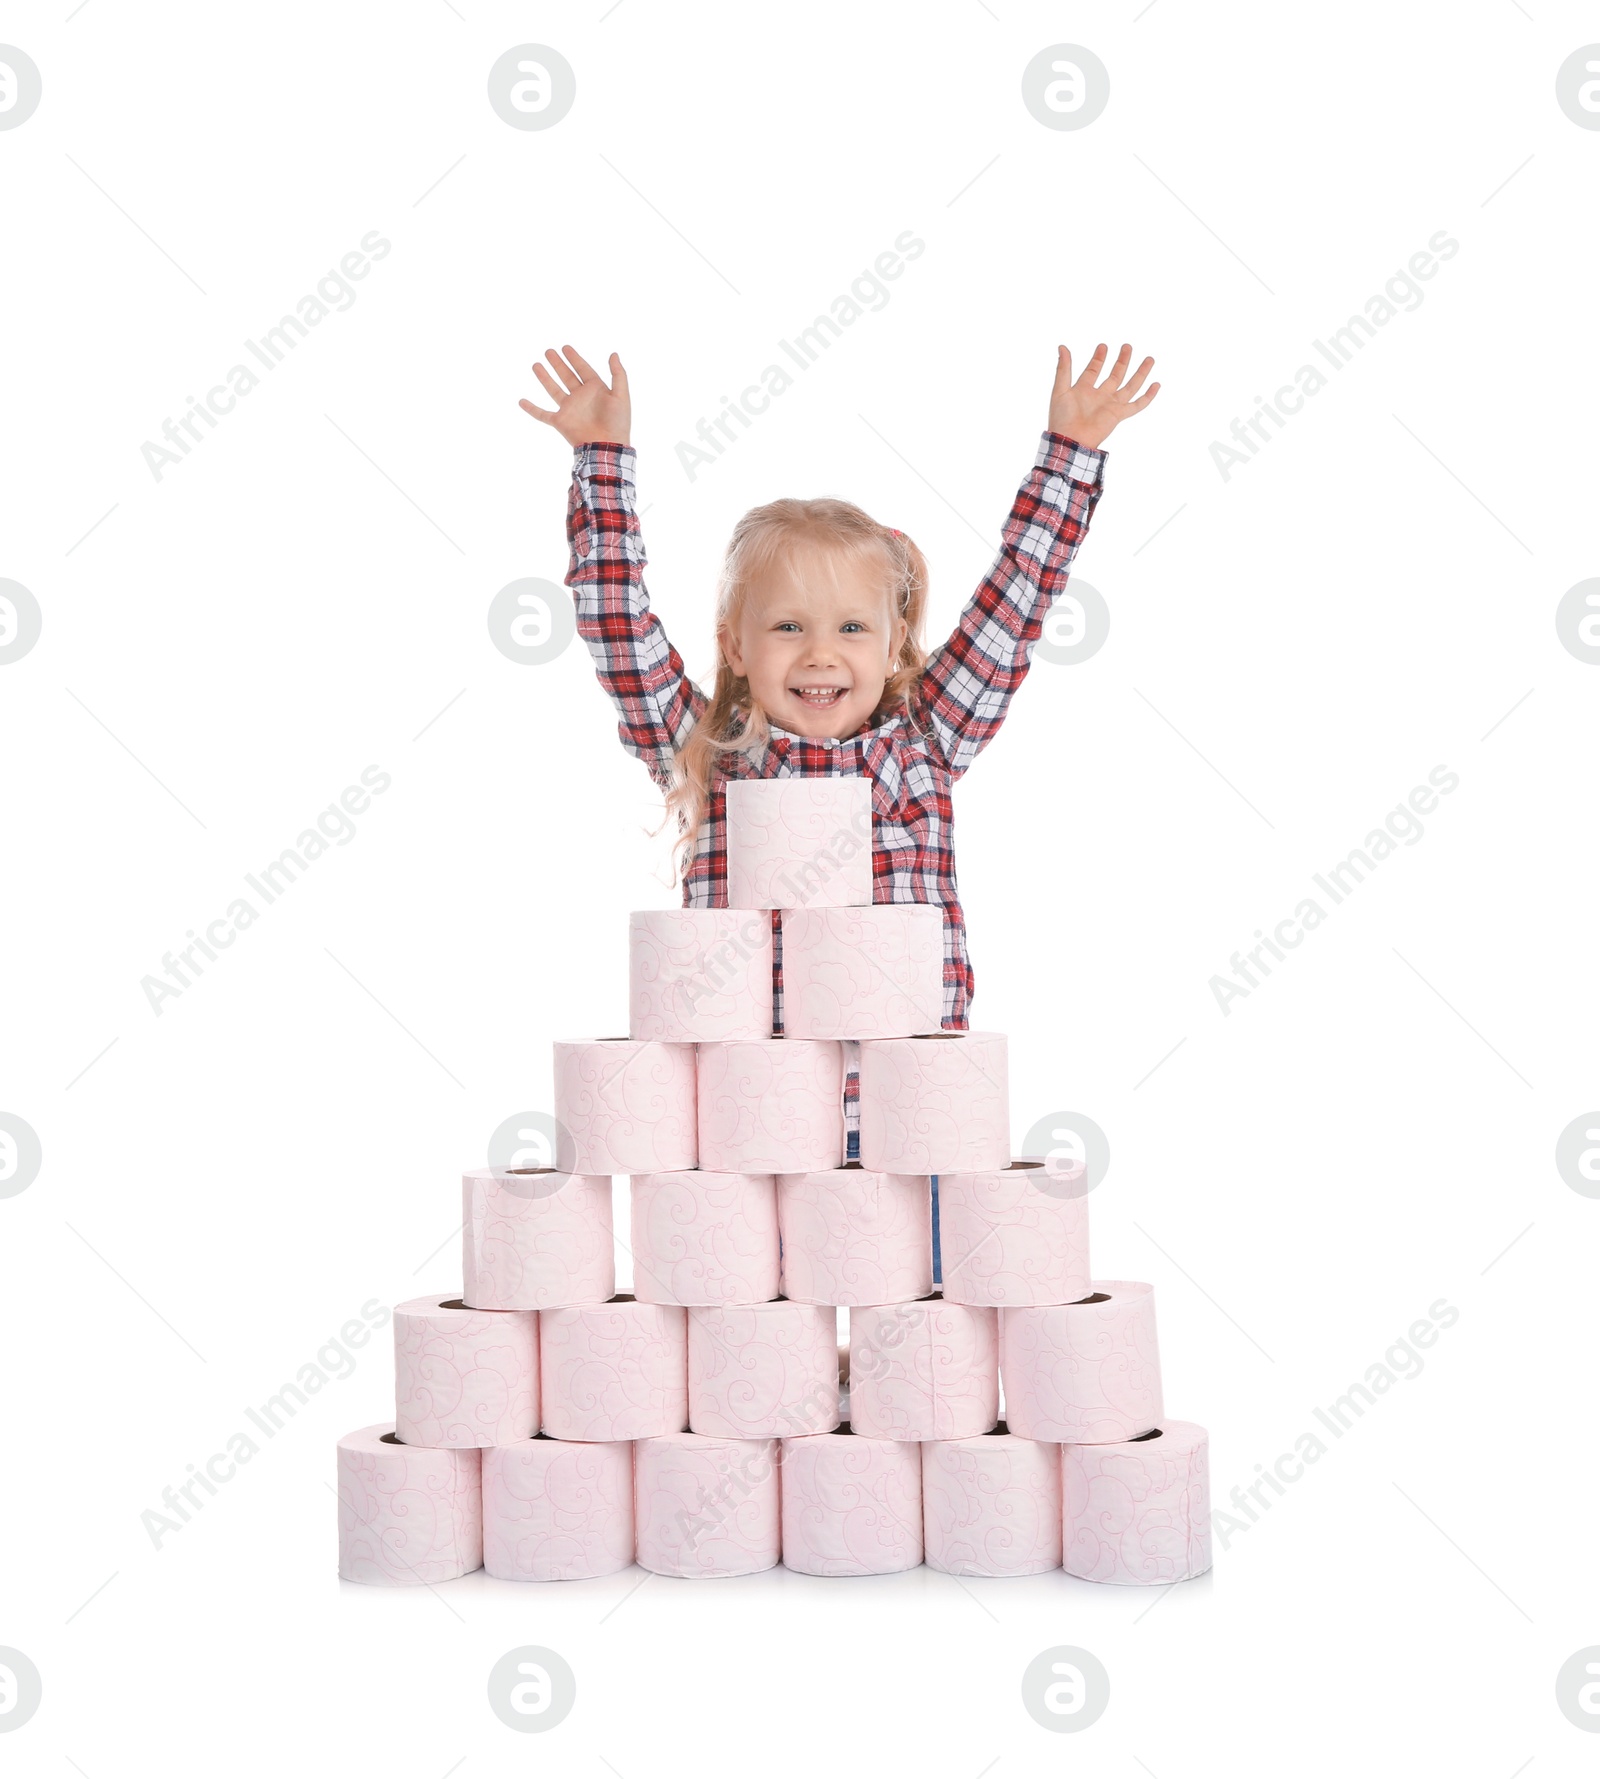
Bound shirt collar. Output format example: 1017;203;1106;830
767;716;881;747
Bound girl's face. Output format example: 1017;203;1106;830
719;542;908;740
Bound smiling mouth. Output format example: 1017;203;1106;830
790;685;847;709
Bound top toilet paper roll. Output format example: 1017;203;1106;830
553;1037;697;1173
858;1032;1010;1173
780;905;944;1039
725;778;873;909
630;910;774;1042
1000;1281;1164;1443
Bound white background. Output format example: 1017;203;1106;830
3;1;1597;1771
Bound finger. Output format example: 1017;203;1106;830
1125;381;1161;413
563;344;603;386
518;397;559;424
609;352;629;395
1075;342;1108;388
1101;343;1133;388
531;363;566;402
1120;355;1156;398
543;348;579;394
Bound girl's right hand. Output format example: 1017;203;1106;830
519;346;631;447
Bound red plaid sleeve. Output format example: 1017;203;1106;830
913;430;1106;778
566;441;706;791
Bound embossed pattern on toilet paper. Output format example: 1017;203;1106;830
697;1038;845;1172
937;1160;1090;1305
687;1301;840;1438
858;1031;1010;1173
336;1424;482;1585
554;1038;697;1173
777;1167;931;1305
922;1431;1062;1576
634;1432;780;1577
462;1168;615;1312
780;905;944;1039
725;778;873;910
780;1432;923;1575
629;1170;779;1305
1000;1280;1164;1443
539;1297;688;1441
630;909;773;1041
1062;1420;1211;1584
848;1298;999;1440
482;1436;634;1581
393;1296;539;1448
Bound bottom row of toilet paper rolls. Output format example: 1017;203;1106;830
337;1418;1211;1589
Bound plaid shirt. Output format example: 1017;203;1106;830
566;432;1107;1077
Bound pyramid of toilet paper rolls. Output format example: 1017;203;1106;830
337;779;1211;1587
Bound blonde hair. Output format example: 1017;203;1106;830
660;497;928;884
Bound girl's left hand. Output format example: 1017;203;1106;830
1048;342;1159;450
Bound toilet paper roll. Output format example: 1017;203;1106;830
921;1423;1063;1576
937;1158;1091;1306
697;1038;845;1172
687;1300;840;1438
462;1167;615;1312
779;1427;923;1576
634;1432;780;1578
858;1032;1010;1174
725;777;873;910
336;1424;482;1585
539;1294;688;1442
553;1037;697;1173
849;1296;999;1441
630;909;773;1042
780;905;944;1040
1001;1281;1164;1444
481;1435;634;1582
394;1295;538;1448
1062;1421;1212;1585
629;1169;779;1306
776;1166;932;1306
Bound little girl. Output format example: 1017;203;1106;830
523;340;1158;1274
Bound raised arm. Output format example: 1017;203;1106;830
566;441;706;790
523;346;706;791
913;341;1159;779
914;430;1106;779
